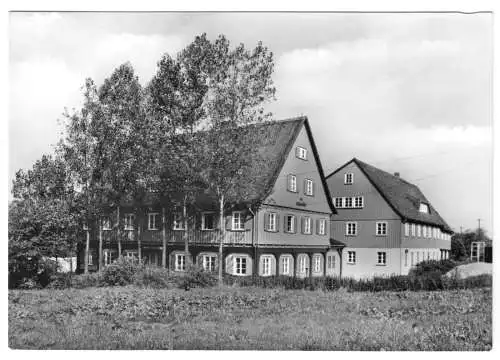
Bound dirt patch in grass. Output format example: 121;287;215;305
9;286;492;350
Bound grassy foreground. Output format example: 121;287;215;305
9;286;492;350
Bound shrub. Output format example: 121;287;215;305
71;272;103;288
17;278;42;290
133;266;173;288
47;272;74;289
409;259;457;277
176;266;218;289
101;256;143;286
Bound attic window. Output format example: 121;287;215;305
296;146;307;160
344;173;353;185
419;203;429;214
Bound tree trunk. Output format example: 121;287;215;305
84;229;89;274
98;221;103;271
183;195;189;265
218;194;225;286
162;207;167;268
117;206;121;257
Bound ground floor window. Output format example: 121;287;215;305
202;255;217;272
261;255;273;276
347;251;356;264
175;253;186;271
87;253;93;266
125;250;138;260
104;249;115;266
281;256;291;275
297;255;308;274
327;254;336;270
234;256;247;275
312;254;322;273
377;252;387;265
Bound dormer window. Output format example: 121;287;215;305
296;146;307;160
419;203;429;213
344;173;353;184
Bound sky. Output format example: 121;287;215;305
8;12;493;235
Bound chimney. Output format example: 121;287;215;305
394;172;400;177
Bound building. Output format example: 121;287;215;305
77;116;343;277
325;158;453;279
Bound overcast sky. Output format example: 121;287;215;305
9;12;493;234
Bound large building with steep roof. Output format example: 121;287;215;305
326;158;453;279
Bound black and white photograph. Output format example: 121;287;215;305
7;6;494;351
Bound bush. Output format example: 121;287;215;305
175;266;218;289
47;272;74;289
133;266;173;288
101;256;143;286
71;272;103;288
9;257;59;289
409;259;457;277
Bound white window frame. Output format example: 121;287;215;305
173;212;185;230
124;214;135;231
282;256;291;275
298;256;307;273
303;217;312;234
347;251;356;264
344;197;353;208
296;146;307;160
346;222;357;236
423;225;427;237
234;256;247;275
411;223;416;236
104;249;113;266
101;216;111;231
261;255;273;276
305;179;314;196
334;197;343;208
376;221;388;236
419;203;429;213
266;212;278;232
285;214;296;233
175;253;186;272
377;252;387;266
354;196;364;208
87;253;93;265
404;223;410;236
327;254;336;269
288;174;297;192
232;211;245;231
148;212;160;230
344;173;354;184
417;224;421;237
313;255;321;273
125;250;137;260
202;254;216;272
201;212;215;231
318;219;327;235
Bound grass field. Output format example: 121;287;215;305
9;286;492;350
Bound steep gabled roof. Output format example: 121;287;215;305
130;116;336;214
326;158;452;233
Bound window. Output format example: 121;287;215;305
344;197;353;208
411;252;414;266
416;252;420;263
202;213;215;230
404;223;409;236
411;223;416;236
265;212;278;232
232;212;245;231
101;216;111;230
261;255;272;276
202;255;217;272
404;250;408;267
87;253;93;265
347;251;356;264
296;146;307;160
354;196;364;208
287;174;297;192
377;252;387;265
173;212;185;230
327;254;336;269
423;226;427;237
376;222;387;236
417;224;421;237
285;215;296;233
175;253;186;271
302;217;312;234
234;256;247;275
124;214;135;230
427;251;430;260
317;219;327;235
344;173;354;184
125;250;137;260
304;179;314;196
313;255;321;273
419;203;429;213
148;213;160;230
346;222;357;236
334;197;343;208
282;256;291;275
104;249;113;266
298;256;307;273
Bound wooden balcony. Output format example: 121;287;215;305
101;228;252;245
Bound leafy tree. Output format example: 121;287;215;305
451;228;492;261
